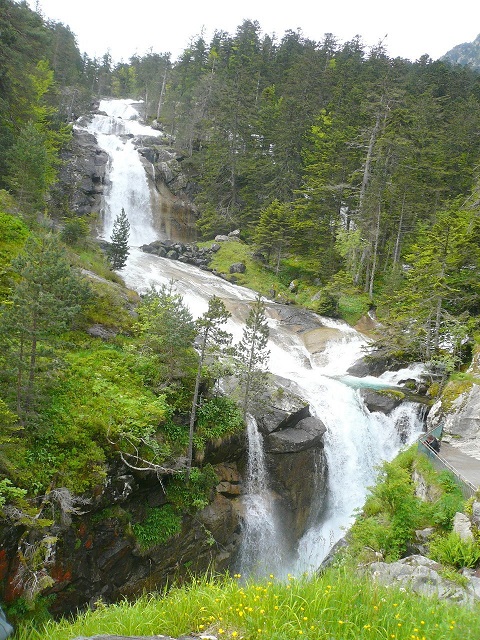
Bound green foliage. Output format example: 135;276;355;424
429;531;480;569
0;206;29;299
187;296;232;476
195;396;244;445
315;289;340;317
134;283;197;387
60;215;90;247
107;208;130;270
15;569;480;640
10;345;172;494
83;278;137;332
349;451;425;561
0;478;27;509
5;61;71;213
234;293;270;418
254;200;294;272
430;472;465;530
166;465;218;513
132;505;182;550
0;233;91;419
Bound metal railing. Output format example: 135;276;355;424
418;425;477;500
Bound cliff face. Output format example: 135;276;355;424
0;384;328;617
54;115;199;244
441;34;480;71
427;346;480;461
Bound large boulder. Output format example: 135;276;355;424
252;379;328;543
359;388;405;414
366;555;480;606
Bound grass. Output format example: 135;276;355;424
203;241;371;325
16;568;480;639
204;240;293;301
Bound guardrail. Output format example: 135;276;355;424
418;426;477;500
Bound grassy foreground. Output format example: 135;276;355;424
17;568;480;640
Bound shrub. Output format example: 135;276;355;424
195;396;244;447
132;504;182;550
166;465;218;513
429;531;480;569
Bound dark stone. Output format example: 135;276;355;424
359;388;404;414
87;324;117;341
347;355;404;378
266;416;326;454
229;262;246;274
317;536;349;573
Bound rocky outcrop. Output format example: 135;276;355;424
365;555;480;606
427;347;480;460
253;379;328;543
52;127;109;217
0;380;328;618
140;239;218;269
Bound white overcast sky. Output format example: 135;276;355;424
28;0;480;64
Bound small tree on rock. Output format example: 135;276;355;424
187;296;232;478
236;293;270;419
108;208;130;269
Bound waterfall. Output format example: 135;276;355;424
237;415;288;577
83;98;426;576
82;99;161;245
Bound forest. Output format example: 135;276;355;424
2;0;480;628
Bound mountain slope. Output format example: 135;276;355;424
442;33;480;70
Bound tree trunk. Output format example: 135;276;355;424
187;335;208;479
368;202;381;299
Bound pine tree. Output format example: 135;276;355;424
108;208;130;269
236;293;270;419
135;283;196;385
0;234;91;420
187;296;232;477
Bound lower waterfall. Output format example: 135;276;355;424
237;415;288;577
82;98;427;576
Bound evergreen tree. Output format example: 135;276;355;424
187;296;232;477
0;234;91;421
135;283;197;387
254;199;294;273
108;208;130;270
235;293;270;419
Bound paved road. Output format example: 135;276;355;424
438;442;480;488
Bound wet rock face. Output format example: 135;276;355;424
52;127;109;217
0;385;328;618
255;392;328;544
359;388;404;414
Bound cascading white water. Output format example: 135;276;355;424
237;415;288;577
82;99;161;245
82;99;426;576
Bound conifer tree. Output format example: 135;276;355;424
236;293;270;419
108;208;130;269
135;283;196;386
0;234;91;420
187;296;232;478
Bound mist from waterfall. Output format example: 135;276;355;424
236;415;289;577
83;98;426;577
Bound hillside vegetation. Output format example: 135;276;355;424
2;0;480;631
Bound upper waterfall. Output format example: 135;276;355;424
82;99;161;246
86;98;426;576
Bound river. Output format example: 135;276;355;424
80;98;426;576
